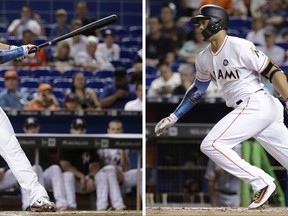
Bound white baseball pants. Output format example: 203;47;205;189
95;165;125;210
201;91;288;192
122;169;142;197
0;108;48;206
22;165;67;210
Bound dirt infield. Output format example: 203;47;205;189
146;207;288;216
0;211;142;216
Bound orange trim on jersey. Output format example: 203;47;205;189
209;35;229;56
210;98;268;185
196;75;211;82
257;56;268;74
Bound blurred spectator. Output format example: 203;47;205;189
172;64;195;95
13;30;46;68
24;83;59;110
133;49;143;73
66;72;101;110
50;41;74;73
59;118;100;210
50;9;70;37
21;117;68;211
0;70;29;109
63;93;82;112
205;145;241;207
231;0;266;17
33;13;46;36
146;16;174;66
160;3;186;51
66;19;87;60
95;29;120;66
147;61;181;97
262;0;287;29
178;28;208;64
200;0;232;10
257;25;286;65
7;4;41;39
99;68;136;109
75;1;97;36
257;25;285;95
74;36;108;72
246;17;266;46
97;119;140;210
124;83;142;111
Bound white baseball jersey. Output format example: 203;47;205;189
197;35;288;194
196;35;267;107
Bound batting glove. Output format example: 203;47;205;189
22;44;39;57
155;113;178;136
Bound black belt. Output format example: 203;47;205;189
236;89;264;105
217;189;238;195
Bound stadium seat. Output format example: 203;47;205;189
86;80;105;89
146;65;157;76
53;90;65;101
0;24;6;33
0;66;17;77
53;78;72;89
20;78;39;89
121;37;141;48
6;36;21;46
171;63;180;72
120;49;133;60
95;70;114;79
63;69;80;78
280;65;288;73
35;37;48;46
128;26;142;37
146;75;157;87
276;42;288;51
17;68;31;77
229;17;252;30
0;78;5;88
111;60;124;68
83;70;94;78
105;25;128;41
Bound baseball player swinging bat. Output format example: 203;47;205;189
0;14;117;64
38;14;118;48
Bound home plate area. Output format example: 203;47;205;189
0;211;142;216
146;207;288;216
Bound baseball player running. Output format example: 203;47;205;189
155;4;288;209
0;43;55;211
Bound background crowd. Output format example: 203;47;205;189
0;0;142;112
146;0;288;99
0;0;142;212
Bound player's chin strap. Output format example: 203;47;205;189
260;60;283;83
173;79;210;119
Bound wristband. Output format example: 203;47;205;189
169;113;178;122
9;45;18;50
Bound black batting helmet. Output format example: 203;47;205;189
191;4;229;40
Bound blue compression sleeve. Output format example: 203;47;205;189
173;79;211;119
0;47;24;64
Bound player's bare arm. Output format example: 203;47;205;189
260;60;288;109
0;43;11;50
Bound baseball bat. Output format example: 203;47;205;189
38;14;118;48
